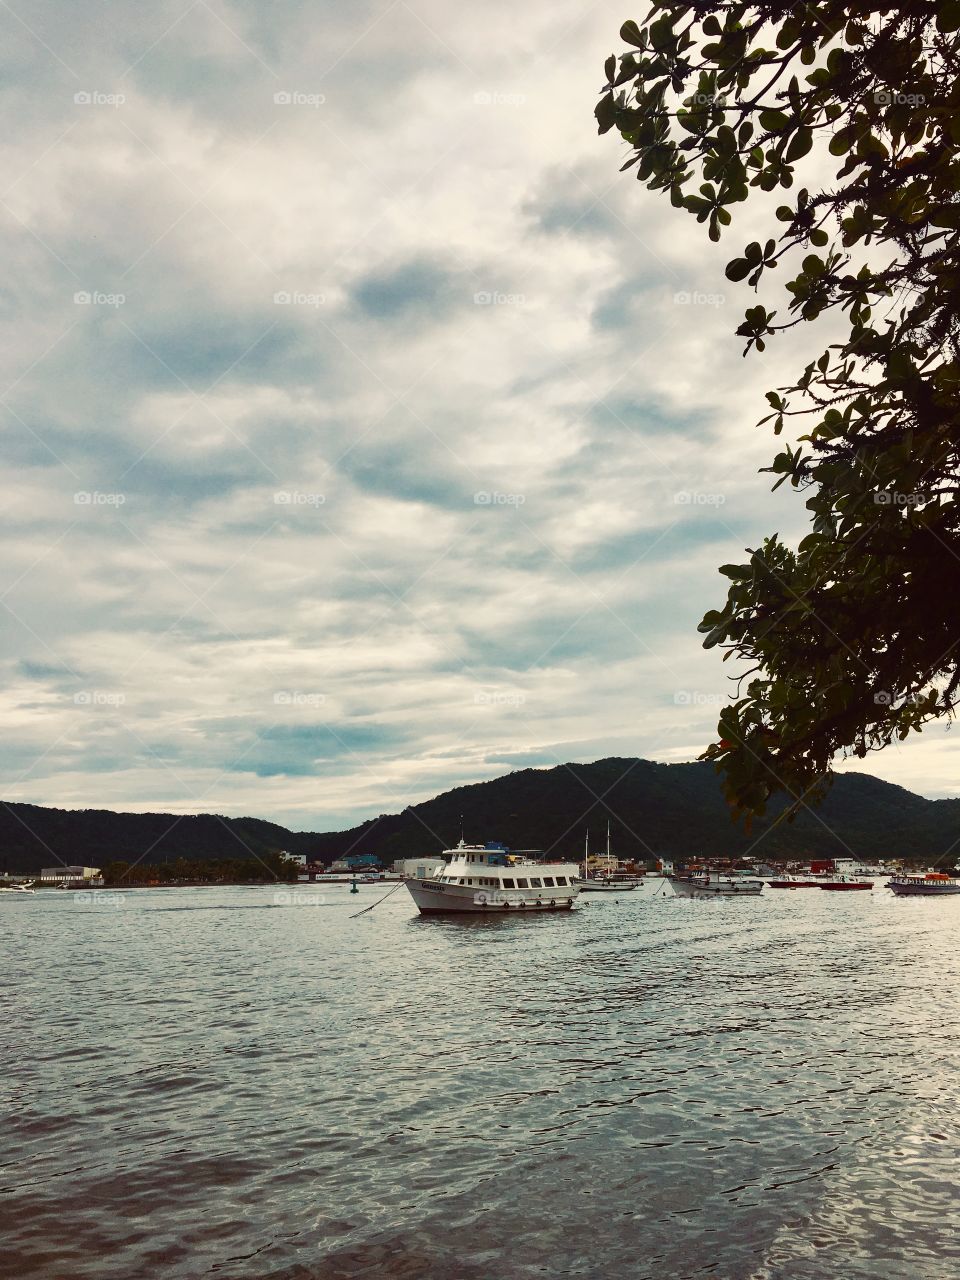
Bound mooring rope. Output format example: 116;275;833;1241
349;878;406;918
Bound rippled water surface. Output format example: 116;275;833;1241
3;882;959;1279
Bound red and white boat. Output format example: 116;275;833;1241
818;875;873;891
766;875;822;889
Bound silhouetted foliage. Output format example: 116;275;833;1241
598;3;960;820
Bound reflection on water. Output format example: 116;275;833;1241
2;883;959;1279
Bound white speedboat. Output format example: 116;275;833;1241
405;841;579;914
669;871;763;899
0;883;36;894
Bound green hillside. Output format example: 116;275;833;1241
1;758;953;874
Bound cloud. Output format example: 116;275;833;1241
350;257;464;322
0;0;945;833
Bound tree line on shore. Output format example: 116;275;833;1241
100;853;299;886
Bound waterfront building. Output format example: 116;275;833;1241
399;857;446;880
39;866;101;884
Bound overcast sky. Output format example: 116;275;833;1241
2;0;956;832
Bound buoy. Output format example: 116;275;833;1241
350;878;359;895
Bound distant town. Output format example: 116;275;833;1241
0;850;930;891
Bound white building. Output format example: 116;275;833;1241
399;857;446;880
39;866;101;883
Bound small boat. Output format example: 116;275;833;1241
818;876;873;891
577;879;637;892
669;871;763;898
889;872;960;896
405;839;579;914
574;824;638;892
766;875;823;889
0;883;36;894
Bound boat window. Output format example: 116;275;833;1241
542;877;555;887
516;878;529;888
529;878;542;888
555;876;567;886
502;878;515;888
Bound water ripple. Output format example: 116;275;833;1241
2;885;958;1278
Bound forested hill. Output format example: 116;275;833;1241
2;758;956;874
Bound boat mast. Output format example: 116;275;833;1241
584;828;589;879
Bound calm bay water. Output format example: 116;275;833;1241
2;881;959;1279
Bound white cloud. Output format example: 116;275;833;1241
0;0;941;829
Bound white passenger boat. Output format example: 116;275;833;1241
669;871;764;899
0;883;35;894
405;841;580;914
889;872;960;896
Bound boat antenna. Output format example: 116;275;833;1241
459;813;464;843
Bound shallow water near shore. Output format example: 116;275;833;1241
3;882;959;1279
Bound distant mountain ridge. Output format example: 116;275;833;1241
2;758;957;874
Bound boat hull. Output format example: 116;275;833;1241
889;880;960;896
669;877;763;899
405;879;577;914
575;881;637;893
818;882;872;891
